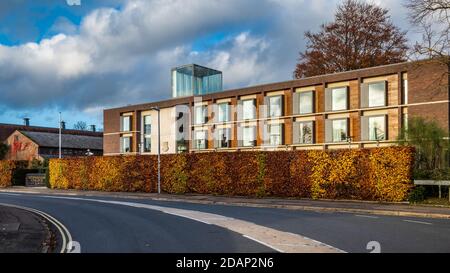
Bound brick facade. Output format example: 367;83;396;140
103;60;449;155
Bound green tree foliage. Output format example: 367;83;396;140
0;143;8;160
398;117;449;170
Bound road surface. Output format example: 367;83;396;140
1;192;450;253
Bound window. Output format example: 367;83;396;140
142;115;151;153
143;115;151;135
332;119;348;142
143;138;151;153
194;106;207;125
177;139;188;153
299;91;314;114
295;121;314;144
242;126;256;147
121;115;131;132
194;130;207;149
242;99;256;120
268;96;283;117
218;103;230;122
120;137;131;153
368;82;386;107
368;116;386;141
402;78;408;104
331;87;348;111
269;124;283;146
216;128;231;148
402;113;409;140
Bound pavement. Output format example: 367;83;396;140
1;190;450;252
0;204;55;253
1;186;450;219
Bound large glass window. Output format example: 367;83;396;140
217;128;230;148
242;99;256;120
368;116;386;141
143;138;151;153
269;124;283;146
194;106;207;125
299;91;314;114
242;126;256;147
402;78;408;104
332;119;348;142
297;121;314;144
120;137;131;153
121;116;131;132
218;103;230;122
194;130;207;149
172;64;223;97
331;87;348;111
268;96;283;117
368;82;386;107
143;115;151;135
142;115;152;153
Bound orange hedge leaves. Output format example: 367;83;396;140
0;160;16;188
0;160;27;188
48;147;415;201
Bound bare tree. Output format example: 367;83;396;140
405;0;450;62
294;0;408;78
73;121;88;131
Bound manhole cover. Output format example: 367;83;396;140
0;223;21;232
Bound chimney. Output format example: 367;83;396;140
61;121;66;130
90;125;96;132
23;118;30;126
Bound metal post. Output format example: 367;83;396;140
59;112;62;159
157;109;161;194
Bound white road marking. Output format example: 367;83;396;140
403;219;432;225
243;235;284;253
355;214;379;219
33;195;345;253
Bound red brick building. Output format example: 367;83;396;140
1;123;103;161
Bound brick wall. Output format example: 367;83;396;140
408;61;449;131
103;60;449;155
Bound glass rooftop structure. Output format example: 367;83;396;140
172;64;223;98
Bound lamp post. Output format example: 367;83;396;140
59;112;62;159
150;106;161;194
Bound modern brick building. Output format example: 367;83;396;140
103;60;449;156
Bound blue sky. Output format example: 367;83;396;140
0;0;416;130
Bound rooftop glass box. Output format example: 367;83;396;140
171;64;223;97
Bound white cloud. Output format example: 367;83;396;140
0;0;415;125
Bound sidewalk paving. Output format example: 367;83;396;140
0;204;52;253
1;186;450;219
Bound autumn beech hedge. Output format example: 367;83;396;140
0;160;27;188
48;147;415;201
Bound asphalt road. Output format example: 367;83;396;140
1;192;450;253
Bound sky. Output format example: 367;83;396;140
0;0;420;130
